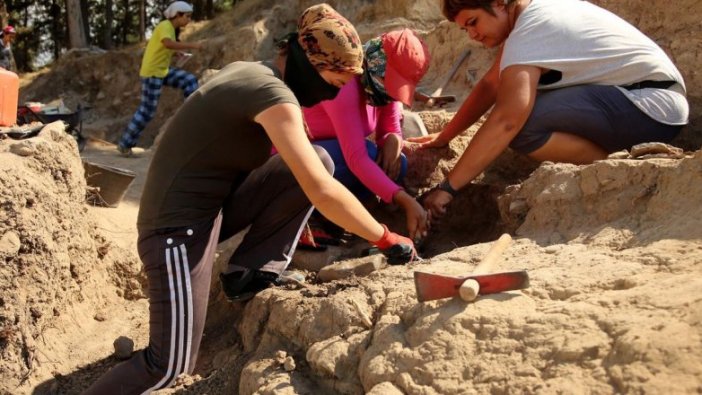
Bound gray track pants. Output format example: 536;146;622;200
83;148;333;394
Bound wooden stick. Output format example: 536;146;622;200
425;49;471;108
459;233;513;301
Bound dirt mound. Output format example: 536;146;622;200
500;153;702;245
0;124;143;394
0;123;90;393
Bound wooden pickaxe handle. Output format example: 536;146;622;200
472;233;513;275
460;233;513;301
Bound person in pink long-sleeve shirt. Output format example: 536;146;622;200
304;78;404;203
303;29;431;240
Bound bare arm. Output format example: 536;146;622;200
447;64;541;189
255;102;385;242
439;55;502;142
422;64;540;217
162;38;202;51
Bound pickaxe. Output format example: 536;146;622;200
414;234;529;302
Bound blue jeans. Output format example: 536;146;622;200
313;138;407;201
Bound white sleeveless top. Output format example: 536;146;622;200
500;0;688;125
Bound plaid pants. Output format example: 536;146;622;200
119;68;198;149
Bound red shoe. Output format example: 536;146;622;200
310;228;341;246
297;224;327;252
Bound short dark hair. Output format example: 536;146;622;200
442;0;498;21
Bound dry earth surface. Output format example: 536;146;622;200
1;0;701;394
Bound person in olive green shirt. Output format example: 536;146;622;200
84;4;417;394
0;25;17;72
118;1;202;156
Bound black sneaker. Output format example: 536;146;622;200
219;270;279;302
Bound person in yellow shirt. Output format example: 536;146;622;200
118;1;202;156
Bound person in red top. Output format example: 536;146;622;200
0;25;17;72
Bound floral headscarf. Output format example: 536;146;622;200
297;3;363;74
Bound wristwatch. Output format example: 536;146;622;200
437;178;459;197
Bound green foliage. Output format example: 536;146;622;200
4;0;227;71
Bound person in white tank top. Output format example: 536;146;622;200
409;0;688;221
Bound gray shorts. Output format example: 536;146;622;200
509;85;683;154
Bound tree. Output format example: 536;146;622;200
80;0;90;43
0;1;7;27
138;0;145;41
50;1;63;59
1;0;233;71
67;0;88;48
191;0;215;21
103;0;114;49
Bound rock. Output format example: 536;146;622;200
608;150;630;159
630;142;684;159
275;350;287;364
174;374;199;387
317;255;386;282
0;232;21;255
113;336;134;360
283;356;296;371
544;245;561;254
273;350;296;371
93;311;107;322
306;336;345;377
367;382;404;395
349;299;373;328
10;141;37;156
292;245;346;272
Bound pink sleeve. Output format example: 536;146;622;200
374;101;403;147
314;79;402;203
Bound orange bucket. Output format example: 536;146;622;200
0;68;19;126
